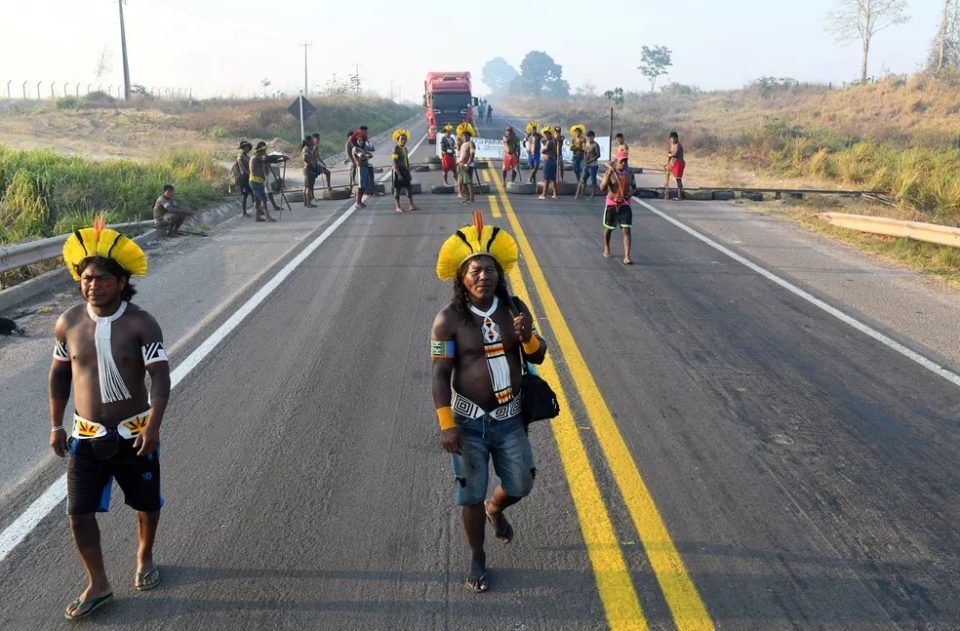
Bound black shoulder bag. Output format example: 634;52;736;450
510;297;560;425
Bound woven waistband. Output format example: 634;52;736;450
72;410;150;440
451;391;521;421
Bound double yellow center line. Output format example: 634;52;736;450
487;167;715;631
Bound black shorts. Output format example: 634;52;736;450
603;204;633;229
393;173;413;194
303;167;318;188
67;434;163;514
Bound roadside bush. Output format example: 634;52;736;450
0;145;223;244
56;96;81;110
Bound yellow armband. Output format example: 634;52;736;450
522;336;541;355
437;406;456;431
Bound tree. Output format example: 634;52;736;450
482;57;519;94
825;0;910;84
928;0;960;71
637;45;672;92
509;51;569;97
603;87;625;107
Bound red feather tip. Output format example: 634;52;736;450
473;209;483;236
93;214;106;239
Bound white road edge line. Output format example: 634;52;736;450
0;129;428;564
635;197;960;389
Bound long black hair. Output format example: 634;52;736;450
76;255;137;301
452;255;509;322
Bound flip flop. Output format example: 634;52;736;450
485;504;514;544
622;259;633;265
64;592;113;620
135;566;161;592
465;573;488;593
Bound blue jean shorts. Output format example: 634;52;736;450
450;413;535;506
250;180;268;203
527;153;541;169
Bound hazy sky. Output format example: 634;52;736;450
2;0;942;101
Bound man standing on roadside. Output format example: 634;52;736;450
301;136;318;208
51;218;169;620
577;131;601;199
553;126;565;183
523;122;542;184
237;141;253;217
501;126;520;185
345;131;358;194
458;125;476;204
311;133;333;195
600;151;636;264
250;141;285;222
351;132;373;209
664;131;685;201
152;185;192;237
431;211;547;593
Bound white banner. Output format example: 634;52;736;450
438;136;611;162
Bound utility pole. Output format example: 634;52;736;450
300;42;311;96
118;0;131;100
355;64;360;94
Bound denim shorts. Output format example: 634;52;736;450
450;413;535;506
250;180;268;203
527;153;541;169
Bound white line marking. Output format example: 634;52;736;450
0;129;426;564
635;197;960;389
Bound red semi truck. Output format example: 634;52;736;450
423;71;479;144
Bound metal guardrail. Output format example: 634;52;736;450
0;221;153;274
819;213;960;248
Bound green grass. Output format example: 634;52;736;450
0;145;224;245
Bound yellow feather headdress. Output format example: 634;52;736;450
456;122;476;137
392;128;410;143
570;123;586;136
525;120;539;134
62;215;148;281
436;210;519;281
442;124;454;133
541;125;554;136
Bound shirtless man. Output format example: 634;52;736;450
576;131;601;199
50;220;169;620
351;132;373;209
301;136;318;207
440;125;458;186
344;131;358;194
664;131;685;201
458;128;476;203
613;133;630;166
538;128;558;200
250;141;286;222
432;212;548;592
152;185;192;237
501;126;520;185
311;133;333;194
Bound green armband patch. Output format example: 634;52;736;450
431;339;455;359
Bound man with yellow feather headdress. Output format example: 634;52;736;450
431;211;547;593
49;217;170;619
391;128;419;213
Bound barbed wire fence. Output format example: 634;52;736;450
2;80;192;101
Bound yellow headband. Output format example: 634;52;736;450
570;124;586;135
62;215;148;281
392;128;410;143
442;124;453;132
436;210;518;281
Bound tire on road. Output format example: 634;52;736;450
322;188;352;201
537;182;578;196
506;182;536;195
634;188;660;199
431;185;456;194
684;189;713;201
412;165;430;172
712;190;736;201
740;191;764;201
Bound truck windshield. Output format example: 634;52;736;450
431;93;469;110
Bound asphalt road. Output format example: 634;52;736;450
0;112;957;630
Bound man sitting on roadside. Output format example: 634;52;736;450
152;185;192;237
